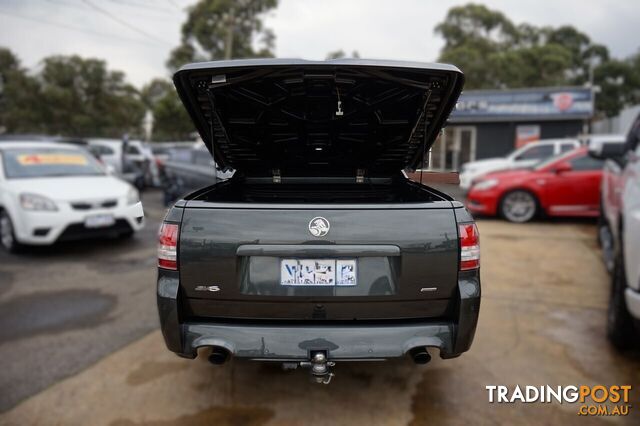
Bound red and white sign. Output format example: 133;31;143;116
515;125;541;148
552;92;574;111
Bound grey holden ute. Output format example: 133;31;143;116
157;58;480;383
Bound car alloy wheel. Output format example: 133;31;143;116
598;221;615;273
0;211;17;251
500;190;537;223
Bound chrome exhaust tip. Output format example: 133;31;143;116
208;347;230;365
409;347;432;364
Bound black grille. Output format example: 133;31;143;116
57;219;132;242
71;202;92;210
71;199;118;210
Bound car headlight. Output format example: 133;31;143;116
20;193;58;211
126;187;140;205
472;178;499;191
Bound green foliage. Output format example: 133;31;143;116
167;0;278;71
593;57;640;118
38;55;145;137
325;50;360;60
141;78;194;141
435;3;518;50
0;48;42;134
436;3;640;116
0;49;145;137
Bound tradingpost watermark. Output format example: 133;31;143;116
486;385;632;416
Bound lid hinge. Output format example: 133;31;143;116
356;169;365;183
272;169;281;184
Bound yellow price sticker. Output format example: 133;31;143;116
17;154;88;166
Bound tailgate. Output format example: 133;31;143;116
178;204;459;320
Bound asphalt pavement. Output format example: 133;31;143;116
0;190;166;411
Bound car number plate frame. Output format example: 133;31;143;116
280;259;357;286
84;214;116;228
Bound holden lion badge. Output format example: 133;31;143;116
308;217;330;237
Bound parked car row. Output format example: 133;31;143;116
0;135;160;190
0;141;145;252
464;135;626;223
156;144;234;206
459;135;626;190
459;138;581;190
0;135;238;252
461;117;640;350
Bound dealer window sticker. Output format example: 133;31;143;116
17;154;88;166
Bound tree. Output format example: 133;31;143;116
36;55;145;137
434;3;640;116
0;48;42;134
326;50;360;60
141;78;194;141
435;3;518;51
593;59;640;118
167;0;278;71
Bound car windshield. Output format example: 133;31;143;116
534;149;577;171
2;147;105;179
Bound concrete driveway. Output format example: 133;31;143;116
1;192;639;425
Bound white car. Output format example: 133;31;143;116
88;138;160;187
584;134;626;151
0;141;144;252
459;138;580;190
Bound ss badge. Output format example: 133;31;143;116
195;285;221;292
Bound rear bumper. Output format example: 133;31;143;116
157;270;481;360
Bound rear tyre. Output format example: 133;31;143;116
598;218;615;273
607;252;637;350
499;190;538;223
0;211;23;253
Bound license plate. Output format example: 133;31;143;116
280;259;357;286
84;214;115;228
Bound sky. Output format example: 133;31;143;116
0;0;639;88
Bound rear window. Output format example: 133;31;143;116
514;144;554;160
2;148;105;179
560;143;576;153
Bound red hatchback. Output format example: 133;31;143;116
466;147;604;222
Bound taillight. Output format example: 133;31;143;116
158;223;179;270
459;223;480;271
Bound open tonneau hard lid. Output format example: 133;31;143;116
173;58;464;178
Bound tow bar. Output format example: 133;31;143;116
298;351;335;384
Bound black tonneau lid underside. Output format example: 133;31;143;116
173;59;464;177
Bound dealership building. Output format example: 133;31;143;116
427;86;594;171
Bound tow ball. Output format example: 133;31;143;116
299;351;335;384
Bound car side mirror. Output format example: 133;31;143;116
588;142;627;160
554;162;572;174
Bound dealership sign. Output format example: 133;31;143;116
451;87;594;122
